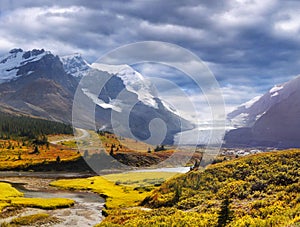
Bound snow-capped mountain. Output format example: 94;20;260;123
225;75;300;148
227;77;300;128
61;55;171;111
0;48;50;83
60;53;90;78
0;48;78;122
91;63;159;109
0;48;193;144
74;62;193;144
61;55;183;117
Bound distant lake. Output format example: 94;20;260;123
130;166;191;173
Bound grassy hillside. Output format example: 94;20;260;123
53;130;203;170
98;149;300;227
0;112;86;171
0;139;81;170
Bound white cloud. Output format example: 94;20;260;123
273;10;300;38
0;0;299;114
135;64;224;123
133;61;263;123
0;38;15;52
221;84;262;112
215;0;277;28
139;21;206;42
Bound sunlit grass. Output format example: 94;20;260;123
0;182;24;199
103;171;180;187
1;213;59;226
50;170;184;217
99;132;154;153
0;182;74;212
0;183;22;212
96;208;218;227
10;213;51;225
51;176;151;209
93;149;300;226
0;139;80;170
58;140;78;148
48;134;75;143
11;198;74;209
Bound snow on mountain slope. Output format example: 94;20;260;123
91;63;159;109
0;48;193;144
0;49;180;118
228;75;300;128
60;53;91;78
82;88;122;112
161;100;178;115
0;48;50;83
225;75;300;148
243;95;262;109
60;54;182;113
269;84;283;93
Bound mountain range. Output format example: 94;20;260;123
0;48;192;144
226;75;300;148
2;48;300;148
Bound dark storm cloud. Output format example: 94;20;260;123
1;0;300;110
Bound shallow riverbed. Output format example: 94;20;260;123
0;176;104;227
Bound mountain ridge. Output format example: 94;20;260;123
226;75;300;148
0;48;193;144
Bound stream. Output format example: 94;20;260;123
0;168;189;226
0;176;105;227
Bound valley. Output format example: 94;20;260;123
95;149;300;226
2;124;299;226
1;147;296;227
0;47;300;227
2;1;300;226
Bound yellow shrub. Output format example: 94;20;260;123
0;182;23;199
11;197;74;209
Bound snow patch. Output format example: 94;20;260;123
255;111;266;120
243;95;262;108
271;92;279;97
0;49;49;84
230;113;249;128
269;85;283;94
161;100;178;114
91;63;130;75
82;88;122;112
60;53;91;78
26;71;34;75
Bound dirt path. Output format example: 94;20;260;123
50;128;89;144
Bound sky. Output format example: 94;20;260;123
1;0;300;121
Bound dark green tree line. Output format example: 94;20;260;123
0;112;73;140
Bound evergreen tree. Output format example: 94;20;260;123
32;146;39;154
173;185;182;203
110;147;114;156
217;197;233;227
0;111;73;140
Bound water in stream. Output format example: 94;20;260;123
0;178;105;227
